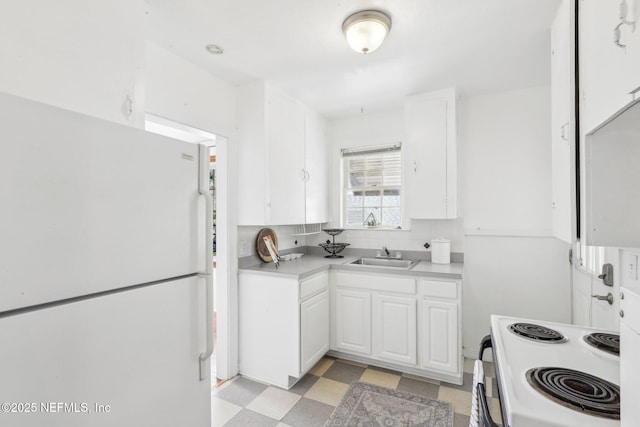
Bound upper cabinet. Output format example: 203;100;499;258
580;0;640;132
403;88;457;219
236;81;328;226
304;108;329;224
626;2;640;97
579;0;640;246
551;0;575;243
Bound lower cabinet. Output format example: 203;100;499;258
418;279;461;377
373;294;417;365
301;289;330;373
238;268;461;387
332;271;462;384
238;270;329;389
420;299;458;373
334;288;372;355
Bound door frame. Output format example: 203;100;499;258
144;113;239;381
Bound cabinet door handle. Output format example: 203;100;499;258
305;170;311;182
413;161;417;173
560;123;569;141
300;169;307;181
614;22;626;48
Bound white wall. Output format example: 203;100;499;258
460;86;552;236
463;236;570;346
459;86;571;356
307;107;464;254
145;42;237;137
0;1;146;127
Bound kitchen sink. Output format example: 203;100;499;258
348;258;419;269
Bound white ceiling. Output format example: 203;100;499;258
146;0;562;120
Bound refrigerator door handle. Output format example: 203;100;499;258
198;144;214;381
198;273;214;381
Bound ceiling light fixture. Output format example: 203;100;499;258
205;44;224;55
342;10;392;54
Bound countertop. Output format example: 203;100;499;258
239;254;463;280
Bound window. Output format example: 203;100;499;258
576;242;605;275
341;144;402;229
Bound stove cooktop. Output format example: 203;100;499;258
509;322;567;343
526;367;620;420
490;315;620;427
584;332;620;356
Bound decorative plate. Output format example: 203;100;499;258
256;228;279;262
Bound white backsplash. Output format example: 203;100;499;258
238;219;462;258
237;225;307;257
307;218;464;254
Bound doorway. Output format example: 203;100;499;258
144;113;228;384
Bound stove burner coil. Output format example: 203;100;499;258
584;332;620;356
526;367;620;419
508;323;566;343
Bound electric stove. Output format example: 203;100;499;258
489;315;620;427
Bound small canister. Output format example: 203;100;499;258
431;238;450;264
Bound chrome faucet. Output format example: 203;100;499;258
378;246;401;259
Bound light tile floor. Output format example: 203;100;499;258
212;356;502;427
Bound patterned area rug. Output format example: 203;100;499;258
325;381;453;427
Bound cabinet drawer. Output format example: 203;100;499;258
419;280;457;299
336;272;416;294
300;272;329;300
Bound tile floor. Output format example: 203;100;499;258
211;357;502;427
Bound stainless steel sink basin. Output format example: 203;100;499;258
348;258;419;269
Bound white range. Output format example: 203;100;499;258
486;315;620;427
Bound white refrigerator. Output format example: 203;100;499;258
0;93;213;427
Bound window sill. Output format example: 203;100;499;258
342;226;410;232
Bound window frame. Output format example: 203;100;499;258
340;144;404;230
575;242;605;277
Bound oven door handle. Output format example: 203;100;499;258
477;335;501;427
477;383;500;427
478;334;493;360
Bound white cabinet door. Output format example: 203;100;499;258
236;81;310;226
404;89;456;219
237;81;269;226
335;288;372;355
268;92;306;225
301;290;330;373
304;108;329;224
420;299;458;374
551;0;573;243
373;294;417;365
580;0;632;132
621;0;640;99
